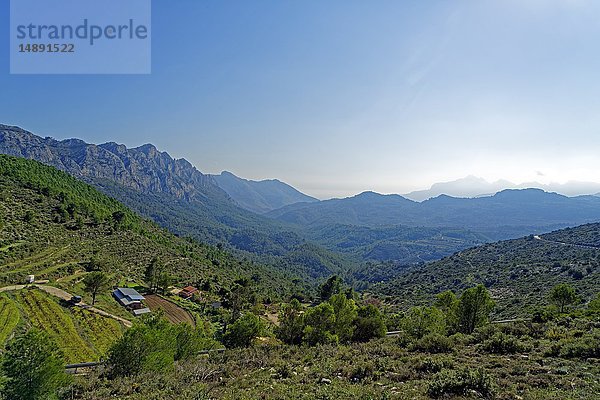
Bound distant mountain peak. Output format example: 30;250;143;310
405;175;600;201
211;170;317;214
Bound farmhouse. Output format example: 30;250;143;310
178;285;199;300
112;287;151;316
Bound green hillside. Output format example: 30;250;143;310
0;290;124;363
0;155;298;299
374;227;600;318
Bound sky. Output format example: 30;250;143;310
1;0;600;199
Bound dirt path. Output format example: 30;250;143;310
533;235;600;250
0;284;132;328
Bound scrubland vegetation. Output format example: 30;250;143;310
0;156;598;399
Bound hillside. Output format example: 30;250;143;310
0;290;124;363
0;125;302;243
212;171;317;214
0;125;496;270
0;125;365;280
268;190;600;240
306;224;487;263
374;224;600;318
0;155;297;298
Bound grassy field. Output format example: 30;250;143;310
0;288;125;363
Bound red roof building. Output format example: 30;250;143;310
179;286;199;299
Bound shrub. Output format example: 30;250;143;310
588;293;600;312
416;357;453;374
448;332;474;347
401;306;446;339
353;304;387;342
532;307;555;323
481;333;528;354
303;302;338;346
473;324;499;343
559;334;600;359
348;360;375;382
1;329;69;400
108;315;176;377
223;313;265;348
427;368;495;398
410;333;453;353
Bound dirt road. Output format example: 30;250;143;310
0;284;132;328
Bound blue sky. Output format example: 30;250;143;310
2;0;600;198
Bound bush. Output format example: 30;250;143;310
415;357;453;374
532;307;555;323
401;306;446;339
472;324;499;343
108;314;215;377
348;360;375;382
427;368;495;398
1;329;69;400
223;313;265;348
410;333;453;353
481;333;528;354
352;304;387;342
303;302;338;346
588;293;600;312
558;333;600;359
108;315;176;377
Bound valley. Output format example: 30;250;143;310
0;135;598;400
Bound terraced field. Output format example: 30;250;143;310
0;294;20;344
0;289;125;362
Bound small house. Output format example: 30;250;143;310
178;286;199;300
26;275;35;284
112;287;151;316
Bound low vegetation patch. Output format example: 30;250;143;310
427;368;495;398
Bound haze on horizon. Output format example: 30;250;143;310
2;0;600;199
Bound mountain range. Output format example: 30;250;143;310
211;171;317;214
404;175;600;201
3;123;600;272
268;189;600;240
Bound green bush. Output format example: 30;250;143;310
108;315;176;377
1;329;69;400
427;368;494;398
303;302;338;345
481;332;528;354
348;360;375;382
223;313;265;348
472;324;499;343
558;333;600;359
410;333;453;353
415;357;453;374
352;304;387;342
